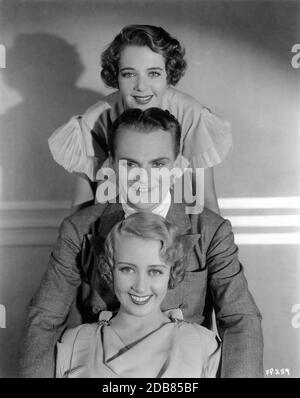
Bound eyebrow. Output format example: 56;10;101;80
116;262;136;267
117;262;167;268
119;67;164;72
119;157;172;164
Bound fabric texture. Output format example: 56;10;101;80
56;309;221;378
48;88;232;182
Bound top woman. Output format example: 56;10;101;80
48;25;231;212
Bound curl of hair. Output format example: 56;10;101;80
97;235;115;290
101;25;187;89
164;240;186;289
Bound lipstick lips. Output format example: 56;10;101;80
132;95;153;105
129;293;153;305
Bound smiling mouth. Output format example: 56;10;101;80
132;95;153;105
129;294;153;305
136;186;151;193
132;184;160;193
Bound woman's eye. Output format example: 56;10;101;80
120;72;135;79
149;269;163;277
120;267;134;274
148;71;161;78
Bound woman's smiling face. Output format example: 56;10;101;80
113;235;170;318
118;45;168;109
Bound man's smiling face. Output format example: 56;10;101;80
112;127;176;211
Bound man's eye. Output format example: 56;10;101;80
126;161;138;168
152;162;165;168
120;160;137;168
148;71;161;78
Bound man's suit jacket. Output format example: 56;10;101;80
20;200;263;378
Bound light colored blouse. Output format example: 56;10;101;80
56;309;221;378
48;87;232;183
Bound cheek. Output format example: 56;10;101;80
152;79;168;94
118;79;133;96
151;275;169;296
114;273;132;294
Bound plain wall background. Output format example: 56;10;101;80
0;0;299;377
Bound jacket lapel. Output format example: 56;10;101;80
166;201;201;270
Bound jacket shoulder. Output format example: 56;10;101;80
189;207;234;250
64;203;108;235
192;207;229;232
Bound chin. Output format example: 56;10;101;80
128;201;159;211
127;99;160;110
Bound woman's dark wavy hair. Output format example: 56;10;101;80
101;25;187;88
97;212;186;291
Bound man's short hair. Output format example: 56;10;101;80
108;107;182;159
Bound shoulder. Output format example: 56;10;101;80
60;323;99;346
176;321;220;357
166;87;202;109
60;203;110;236
189;207;234;251
178;321;217;341
193;207;231;234
82;91;121;126
56;323;100;377
165;88;204;114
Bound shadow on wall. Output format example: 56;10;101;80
0;32;103;201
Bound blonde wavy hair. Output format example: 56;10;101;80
97;212;186;291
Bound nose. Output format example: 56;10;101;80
135;75;147;92
132;272;147;294
129;167;150;186
138;167;150;186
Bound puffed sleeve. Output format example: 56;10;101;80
48;101;110;181
166;89;232;169
182;106;232;169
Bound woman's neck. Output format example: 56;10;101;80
110;308;169;345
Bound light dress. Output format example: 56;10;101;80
56;309;221;378
48;87;231;203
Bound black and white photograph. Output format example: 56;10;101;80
0;0;299;379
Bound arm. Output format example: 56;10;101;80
204;168;220;214
207;219;263;378
19;218;82;378
190;167;220;214
48;101;110;210
72;175;95;212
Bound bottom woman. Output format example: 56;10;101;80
56;212;221;378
